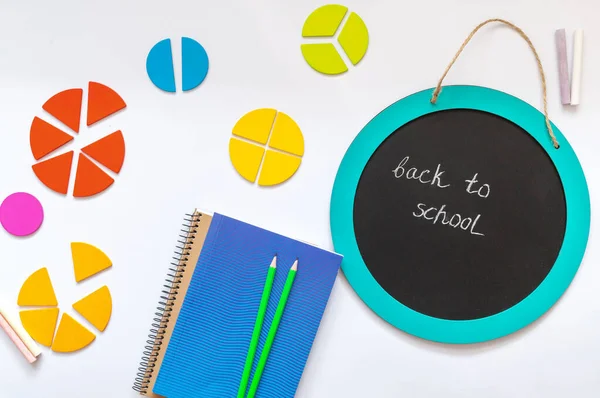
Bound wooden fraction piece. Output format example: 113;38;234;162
337;12;369;65
73;154;115;198
232;108;276;144
51;313;96;353
228;139;265;183
31;151;74;195
258;151;302;187
17;267;58;306
71;242;113;283
29;117;74;160
146;38;176;93
81;130;125;173
181;37;209;92
42;88;83;133
268;112;304;156
72;286;112;332
300;5;369;75
229;109;304;186
87;82;126;126
19;308;59;347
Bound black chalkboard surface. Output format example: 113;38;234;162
353;109;567;320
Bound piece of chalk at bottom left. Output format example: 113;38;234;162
0;312;37;363
0;303;41;361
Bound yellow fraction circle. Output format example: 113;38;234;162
301;4;369;75
17;243;113;353
230;109;304;186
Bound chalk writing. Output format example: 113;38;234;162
412;203;484;236
392;156;491;236
465;173;490;198
392;156;450;188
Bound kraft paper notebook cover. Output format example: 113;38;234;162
133;210;342;398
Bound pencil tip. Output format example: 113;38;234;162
270;256;277;268
291;259;298;271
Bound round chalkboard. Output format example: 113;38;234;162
330;86;590;343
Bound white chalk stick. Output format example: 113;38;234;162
571;29;584;105
0;303;41;357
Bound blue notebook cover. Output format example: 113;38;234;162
154;213;342;398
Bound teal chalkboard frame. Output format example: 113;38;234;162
330;85;590;344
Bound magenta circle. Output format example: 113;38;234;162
0;192;44;236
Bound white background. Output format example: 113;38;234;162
0;0;598;397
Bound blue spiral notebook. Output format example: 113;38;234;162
133;210;342;398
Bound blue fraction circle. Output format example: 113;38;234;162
146;37;209;92
330;85;590;344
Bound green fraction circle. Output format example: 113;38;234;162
301;4;369;75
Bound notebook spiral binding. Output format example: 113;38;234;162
132;212;201;394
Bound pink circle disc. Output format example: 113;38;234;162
0;192;44;236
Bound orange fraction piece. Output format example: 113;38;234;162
87;82;126;126
81;131;125;173
73;154;115;198
30;117;74;160
32;151;74;195
42;88;83;133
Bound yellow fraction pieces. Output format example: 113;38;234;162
301;4;369;75
16;243;113;355
19;308;59;347
71;242;113;282
72;286;112;332
301;4;347;37
17;267;58;306
232;108;277;144
229;138;265;183
51;313;96;353
269;112;305;156
229;109;304;186
258;150;302;187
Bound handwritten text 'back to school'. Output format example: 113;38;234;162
392;156;488;236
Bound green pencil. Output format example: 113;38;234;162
247;259;298;398
237;256;277;398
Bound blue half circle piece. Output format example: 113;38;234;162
146;38;176;93
181;37;209;91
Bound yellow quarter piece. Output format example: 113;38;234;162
71;242;112;283
19;308;59;347
232;108;277;144
258;150;302;186
18;267;58;306
302;4;347;37
338;12;369;65
229;138;265;183
269;112;305;156
301;43;348;75
51;313;96;353
73;286;112;332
